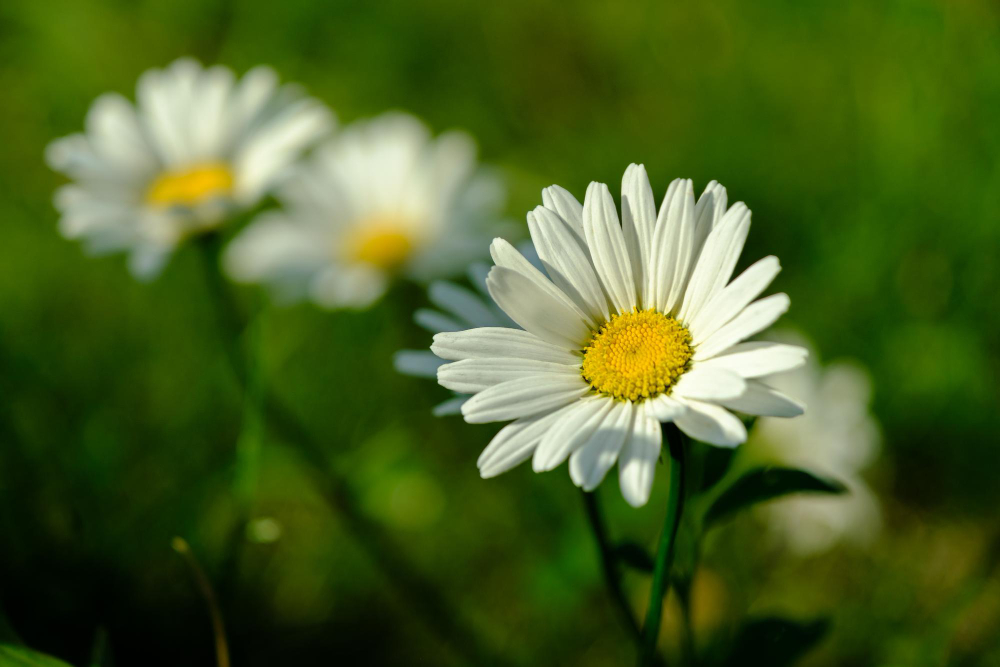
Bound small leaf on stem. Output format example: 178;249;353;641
725;616;829;666
704;466;846;527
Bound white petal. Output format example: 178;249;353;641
438;358;579;393
222;212;328;284
691;181;728;256
234;100;333;202
716;380;805;417
478;406;573;478
673;399;747;447
432;396;468;417
189;65;235;159
128;245;171;280
231;66;280;135
583;182;636;313
694;293;791;361
136;63;189;165
490;238;594;325
569;400;634;491
679;203;751;323
698;342;808;379
621;164;656;307
673;367;747;401
85;93;158;174
648;178;696;314
532;396;615;472
461;375;589;424
528;206;609;322
428;281;498;328
541;184;584;234
486;266;590;349
431;328;580;364
414;309;464;333
690;256;781;343
618;404;663;507
647;393;686;421
310;263;387;310
393;350;444;378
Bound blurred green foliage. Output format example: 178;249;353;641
1;0;999;665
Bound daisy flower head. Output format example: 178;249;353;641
748;332;881;555
431;165;808;507
46;57;334;279
223;112;506;309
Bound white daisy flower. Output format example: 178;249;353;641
431;165;808;507
748;332;881;555
223;112;505;309
45;57;333;279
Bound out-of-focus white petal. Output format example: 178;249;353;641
393;350;445;378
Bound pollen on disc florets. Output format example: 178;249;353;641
581;308;693;402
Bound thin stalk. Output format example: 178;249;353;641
218;303;266;604
581;489;641;640
194;236;509;667
639;426;687;667
173;537;230;667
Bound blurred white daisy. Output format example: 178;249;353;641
46;57;333;279
431;165;808;507
748;332;882;555
223;112;506;309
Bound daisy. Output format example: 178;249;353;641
431;165;808;507
223;112;505;309
747;332;881;554
45;57;333;279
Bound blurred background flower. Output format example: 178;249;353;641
46;57;332;278
744;330;882;555
223;112;507;309
2;0;999;665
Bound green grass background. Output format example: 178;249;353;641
1;0;999;664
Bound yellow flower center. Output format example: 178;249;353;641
581;309;693;402
345;218;415;270
146;162;234;208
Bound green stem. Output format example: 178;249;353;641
194;236;510;667
173;537;230;667
582;489;641;640
639;425;687;667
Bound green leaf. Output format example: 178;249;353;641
704;466;846;526
614;541;654;572
0;644;75;667
725;617;829;666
